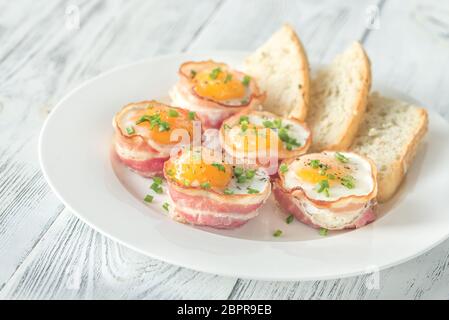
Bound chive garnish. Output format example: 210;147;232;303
209;67;221;79
188;111;196;120
224;188;234;195
279;163;288;174
162;202;170;212
153;177;163;185
317;180;330;197
310;160;320;169
245;169;256;179
262;120;274;128
190;70;197;78
224;73;232;83
168;109;179;117
150;182;163;194
242;75;251;86
341;175;356;189
200;182;211;189
286;214;294;224
273;229;283;237
212;163;226;172
335;152;349;163
144;194;153;203
126;126;135;135
247;187;259;194
319;228;328;236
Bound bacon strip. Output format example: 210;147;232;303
164;163;271;229
273;180;376;230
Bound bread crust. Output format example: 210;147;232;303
244;24;310;121
281;24;310;121
377;107;428;202
326;42;372;151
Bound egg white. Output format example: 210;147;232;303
283;152;375;202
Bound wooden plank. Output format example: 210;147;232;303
3;0;448;300
362;0;449;120
0;0;223;291
0;210;236;299
189;0;380;62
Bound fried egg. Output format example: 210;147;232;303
170;60;265;129
164;147;270;195
115;101;199;155
281;151;377;203
220;110;311;166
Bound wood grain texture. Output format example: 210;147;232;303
0;0;223;291
0;210;236;300
1;0;449;300
363;0;449;121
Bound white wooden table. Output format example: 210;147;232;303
1;0;448;299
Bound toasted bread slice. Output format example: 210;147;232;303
307;42;371;151
244;24;310;121
351;93;428;202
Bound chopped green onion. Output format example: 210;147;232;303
239;116;249;124
224;73;233;83
335;152;349;163
310;159;320;169
223;123;231;130
237;175;247;184
247;187;259;194
162;202;170;212
158;121;170;132
273;118;282;128
126;126;135;135
190;70;197;78
152;176;163;185
273;229;283;237
224;188;234;195
200;182;211;189
144;194;153;203
150;182;163;194
286;214;294;224
317;180;330;197
262;120;274;128
279;163;288;174
240;99;248;105
245;169;256;179
319;228;328;236
188;111;196;120
209;67;222;79
136;113;170;132
168;109;179;117
327;173;336;180
212;163;226;172
233;167;244;177
341;175;356;189
241;122;248;132
242;75;251;86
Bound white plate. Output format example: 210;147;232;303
39;52;449;281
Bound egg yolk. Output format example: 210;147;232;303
193;69;246;101
130;106;194;145
296;159;351;186
230;124;280;154
168;151;232;189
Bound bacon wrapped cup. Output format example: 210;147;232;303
113;100;200;177
163;147;271;229
170;60;265;129
273;151;378;230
